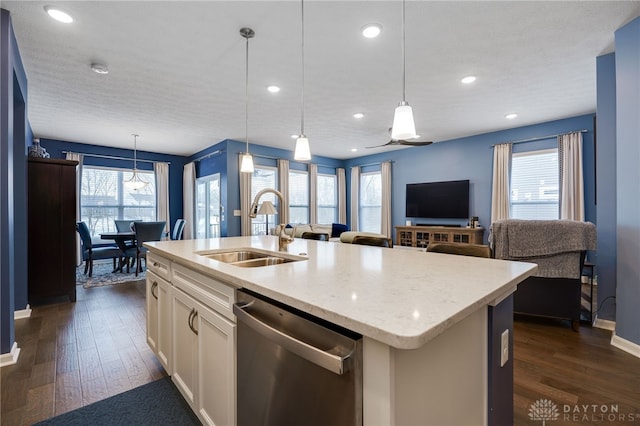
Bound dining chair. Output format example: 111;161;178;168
301;232;329;241
171;219;186;240
76;221;122;277
351;235;393;248
426;242;492;258
124;221;166;276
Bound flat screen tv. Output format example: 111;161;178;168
406;180;470;219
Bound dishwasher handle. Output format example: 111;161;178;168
233;301;354;375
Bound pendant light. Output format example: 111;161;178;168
390;0;417;141
239;27;255;173
294;0;311;161
124;134;148;190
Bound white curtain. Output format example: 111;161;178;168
350;166;360;231
559;132;585;221
337;167;346;224
491;143;512;225
240;157;252;236
154;162;170;237
183;162;196;239
66;152;83;265
277;159;290;225
309;163;318;224
381;161;392;237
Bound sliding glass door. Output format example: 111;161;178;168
196;174;221;239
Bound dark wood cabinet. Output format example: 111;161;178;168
28;158;78;303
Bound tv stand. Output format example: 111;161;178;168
395;225;484;248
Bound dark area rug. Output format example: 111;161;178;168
77;260;145;288
35;377;201;425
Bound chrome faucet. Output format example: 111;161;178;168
249;188;294;249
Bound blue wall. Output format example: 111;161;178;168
596;53;617;321
189;139;343;237
1;8;29;355
614;17;640;346
345;114;597;243
39;139;189;235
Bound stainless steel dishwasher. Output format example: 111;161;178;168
233;289;363;426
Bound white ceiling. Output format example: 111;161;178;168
4;1;640;159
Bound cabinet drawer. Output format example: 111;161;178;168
147;252;172;281
172;263;236;322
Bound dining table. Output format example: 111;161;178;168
100;231;136;272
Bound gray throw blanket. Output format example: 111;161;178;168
490;219;596;278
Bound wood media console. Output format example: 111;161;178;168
395;225;485;248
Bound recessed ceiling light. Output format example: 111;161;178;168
267;85;280;93
461;75;476;84
351;148;358;152
505;113;518;119
353;113;364;119
291;134;298;139
361;23;382;38
44;6;73;23
91;63;109;75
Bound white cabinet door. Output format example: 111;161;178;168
147;270;172;374
171;288;199;410
157;277;172;374
146;274;159;353
197;304;236;426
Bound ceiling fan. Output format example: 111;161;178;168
365;129;433;149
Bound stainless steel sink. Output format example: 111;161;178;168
232;257;294;267
196;249;305;267
203;250;268;263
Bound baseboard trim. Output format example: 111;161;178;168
0;342;21;367
14;305;32;320
593;317;615;331
611;333;640;359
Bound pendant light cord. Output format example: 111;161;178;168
300;0;305;135
132;134;138;171
245;33;250;151
401;0;406;103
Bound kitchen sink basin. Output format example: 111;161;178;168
196;249;306;267
232;257;294;267
203;250;268;263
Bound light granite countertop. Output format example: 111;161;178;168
146;236;537;349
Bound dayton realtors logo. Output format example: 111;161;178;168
529;399;640;424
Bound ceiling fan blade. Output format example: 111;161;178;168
365;140;395;149
395;140;433;146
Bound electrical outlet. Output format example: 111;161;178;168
233;209;241;216
500;329;509;367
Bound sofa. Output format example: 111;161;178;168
490;219;596;331
274;223;350;241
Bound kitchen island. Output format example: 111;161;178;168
145;236;536;426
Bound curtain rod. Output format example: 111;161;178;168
492;129;588;147
352;160;394;168
234;152;342;169
193;149;224;163
62;151;169;164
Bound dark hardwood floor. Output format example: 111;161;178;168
1;281;166;425
2;280;639;425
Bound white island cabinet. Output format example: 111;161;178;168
144;236;537;426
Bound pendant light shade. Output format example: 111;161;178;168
124;134;148;190
294;0;311;161
240;27;255;174
390;0;418;141
294;135;311;161
391;101;416;140
240;152;254;173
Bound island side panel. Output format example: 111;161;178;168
363;307;488;425
488;294;514;425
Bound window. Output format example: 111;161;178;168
251;166;278;235
510;149;559;220
80;166;156;239
196;174;220;239
289;170;309;225
359;171;381;233
317;174;337;224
